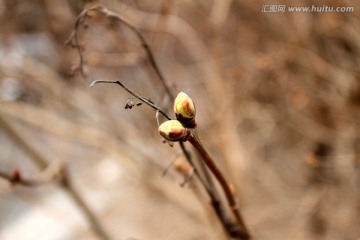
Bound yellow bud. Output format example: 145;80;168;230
158;120;189;142
229;183;237;196
174;92;196;122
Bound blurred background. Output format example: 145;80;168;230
0;0;359;239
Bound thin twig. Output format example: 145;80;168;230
0;170;34;187
0;162;62;187
188;128;251;239
73;24;84;76
179;141;238;238
0;116;47;169
65;7;91;76
67;6;173;123
0;114;110;240
90;80;171;120
66;5;173;97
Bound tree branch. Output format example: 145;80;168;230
188;128;251;239
90;80;171;120
0;114;110;240
0;162;62;187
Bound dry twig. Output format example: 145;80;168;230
0;161;62;187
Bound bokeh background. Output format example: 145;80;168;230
0;0;359;239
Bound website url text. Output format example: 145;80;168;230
261;5;354;13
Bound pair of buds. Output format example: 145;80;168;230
159;92;196;142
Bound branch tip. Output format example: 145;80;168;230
90;79;119;88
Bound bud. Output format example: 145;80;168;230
158;120;189;142
229;183;237;196
173;157;193;176
174;92;196;123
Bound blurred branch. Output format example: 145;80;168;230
0;114;47;169
0;162;61;187
0;114;111;240
209;0;232;28
66;5;173;99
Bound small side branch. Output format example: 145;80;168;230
90;80;171;120
0;162;62;187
